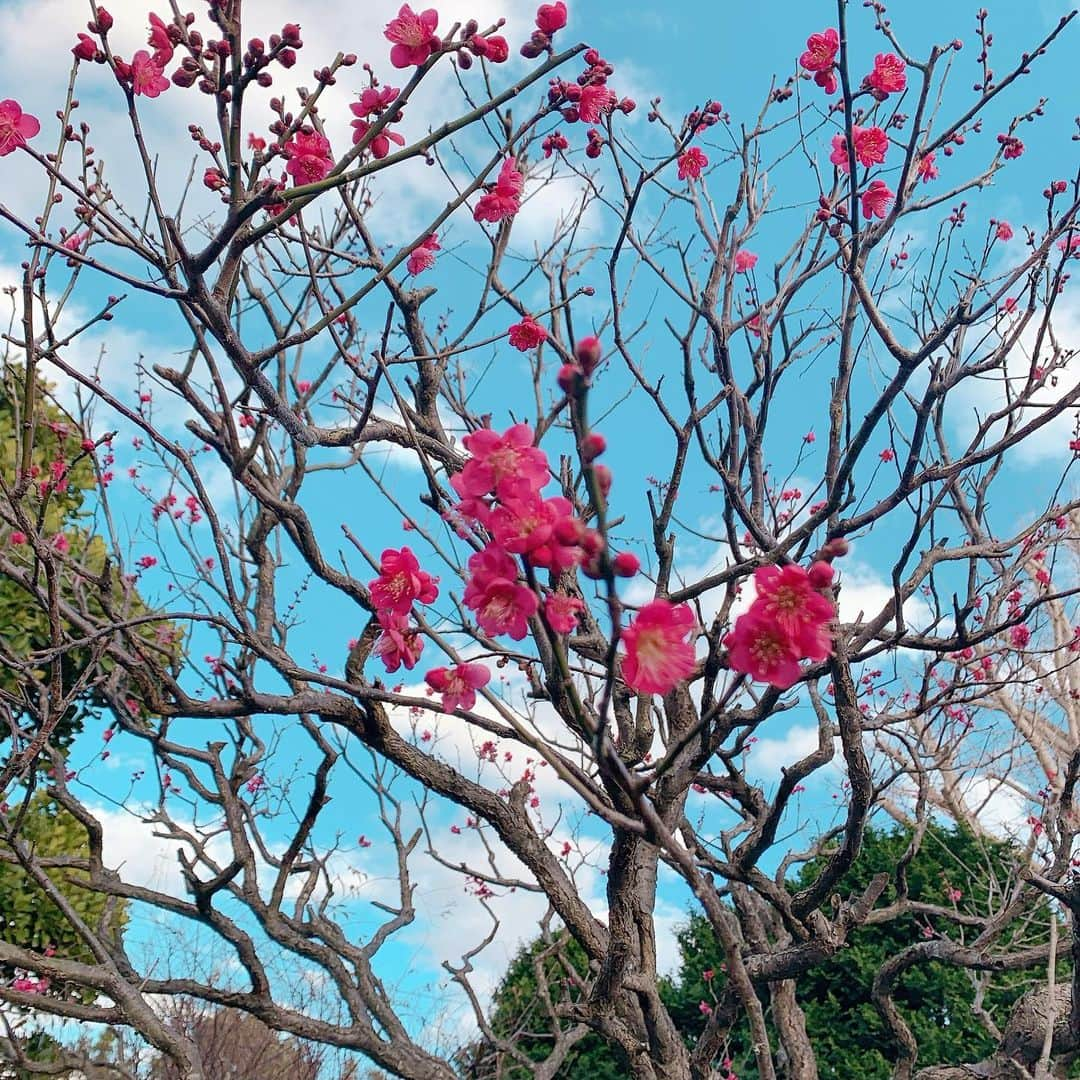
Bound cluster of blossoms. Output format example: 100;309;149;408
474;156;524;223
407;232;441;275
350;84;404;159
368;547;438;676
724;561;838;689
547;48;631;127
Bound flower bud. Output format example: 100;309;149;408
557;363;583;394
582;432;606;460
612;551;640;577
808;561;834;589
72;33;98;61
574;335;602;374
821;537;850;560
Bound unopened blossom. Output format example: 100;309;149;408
861;179;894;220
147;12;174;66
0;100;40;156
733;249;758;273
865;52;907;97
384;5;440;68
372;610;425;672
508;316;547;352
407;233;439;275
470;34;509;63
621;599;697;695
369;546;439;614
72;33;98;60
542;130;569;157
284;130;333;185
130;50;169;97
544;592;585;634
535;1;568;34
474;157;523;223
425;662;490;712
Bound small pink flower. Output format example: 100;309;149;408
508;316;547;351
0;100;40;156
384;5;440;68
452;423;549;501
369;546;439;614
800;28;839;73
861;179;894;220
995;221;1014;242
283;130;333;186
752;564;835;661
854;125;888;168
865;52;907;97
545;592;585;634
9;530;27;546
621;599;697;695
407;233;440;275
350;117;405;159
464;544;538;640
724;611;802;689
677;146;708;181
425;662;490;712
733;249;758;273
1010;624;1031;650
578;83;617;123
372;611;425;672
916;152;939;183
129;50;169;97
880;447;895;462
474;157;524;223
800;28;839;92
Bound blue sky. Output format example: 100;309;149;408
0;0;1078;1063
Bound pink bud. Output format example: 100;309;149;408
582;432;606;460
557;363;583;394
94;6;113;31
574;335;602;374
72;33;98;61
808;561;834;588
612;551;640;577
822;537;849;559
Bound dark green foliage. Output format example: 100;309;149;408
469;823;1047;1078
0;368;180;760
455;932;628;1079
0;792;127;998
